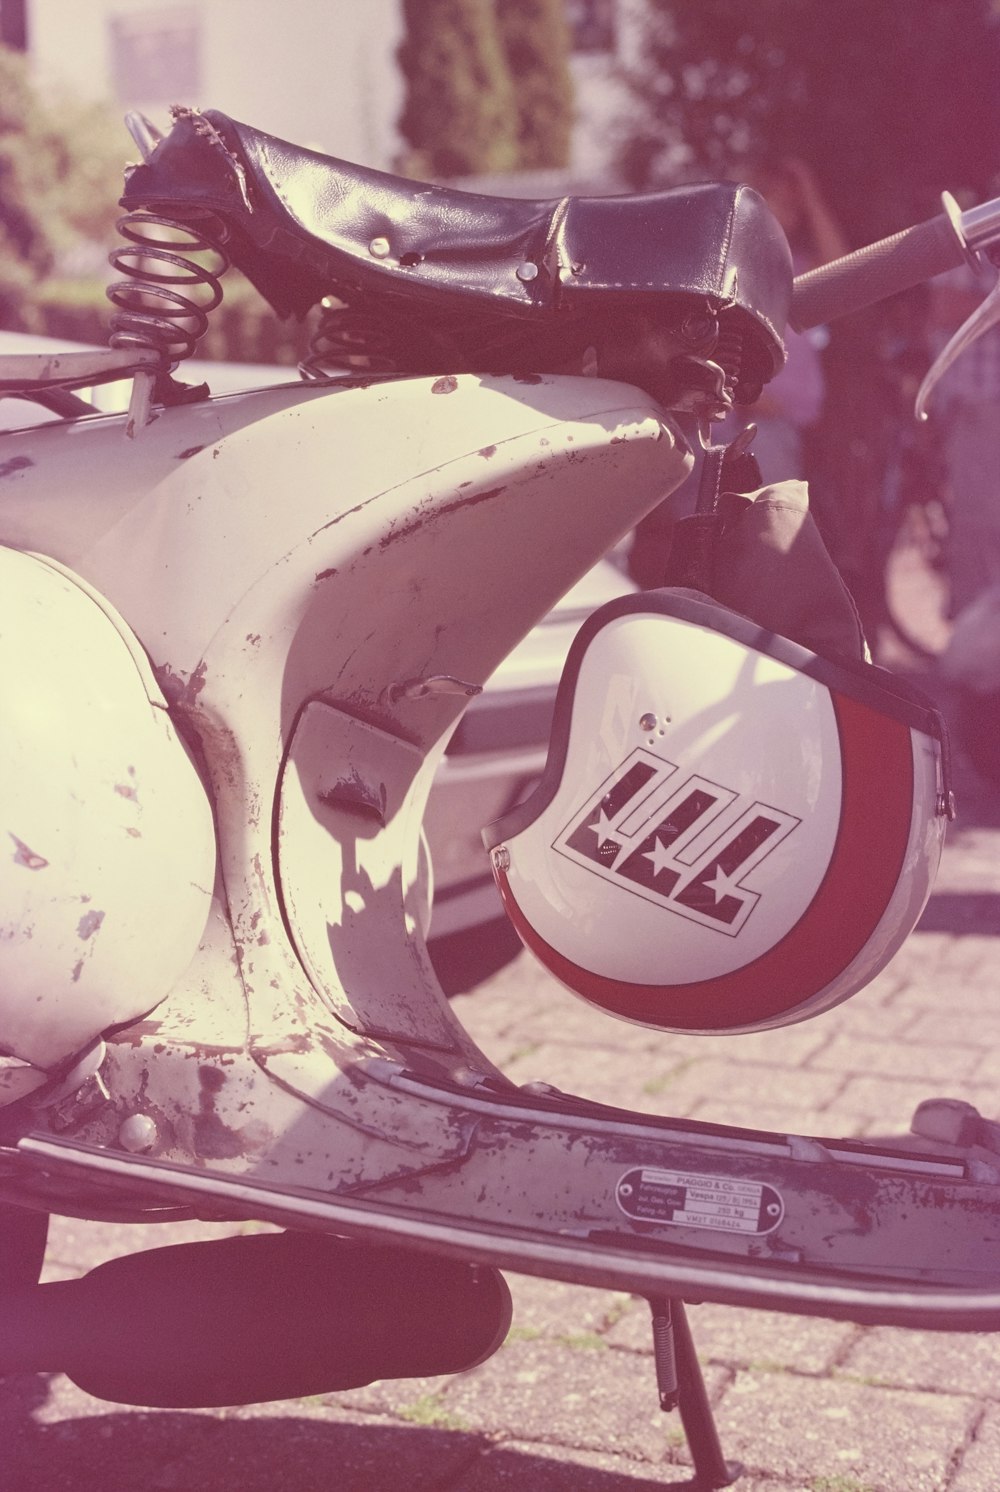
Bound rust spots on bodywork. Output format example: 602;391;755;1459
318;769;387;821
114;782;138;801
379;486;506;551
478;445;497;459
77;909;105;940
513;373;543;384
431;375;458;395
155;659;208;710
0;455;33;479
194;1062;263;1159
314;567;338;583
176;445;206;459
10;834;48;870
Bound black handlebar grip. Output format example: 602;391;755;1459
790;212;968;331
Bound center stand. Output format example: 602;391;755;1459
647;1297;742;1488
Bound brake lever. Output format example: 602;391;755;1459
916;263;1000;420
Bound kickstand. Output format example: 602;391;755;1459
647;1297;742;1488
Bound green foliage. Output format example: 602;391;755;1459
397;0;519;177
399;1392;469;1430
621;0;1000;243
810;1476;876;1492
496;0;574;170
0;45;124;327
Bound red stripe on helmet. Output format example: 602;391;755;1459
495;690;914;1031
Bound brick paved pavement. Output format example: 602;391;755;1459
3;668;1000;1492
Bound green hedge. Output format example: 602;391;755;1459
35;276;312;366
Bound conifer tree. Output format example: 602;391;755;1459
397;0;519;177
496;0;574;171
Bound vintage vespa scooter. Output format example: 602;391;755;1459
2;107;1000;1484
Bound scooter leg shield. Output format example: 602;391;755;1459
0;547;216;1073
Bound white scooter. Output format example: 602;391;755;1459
2;107;1000;1486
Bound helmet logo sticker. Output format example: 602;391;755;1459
555;748;800;936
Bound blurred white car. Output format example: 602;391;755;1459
0;332;635;990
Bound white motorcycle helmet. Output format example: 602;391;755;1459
483;590;950;1034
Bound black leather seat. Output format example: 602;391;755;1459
120;108;791;400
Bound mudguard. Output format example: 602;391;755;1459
0;547;215;1080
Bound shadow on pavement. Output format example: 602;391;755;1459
1;1372;702;1492
918;890;1000;935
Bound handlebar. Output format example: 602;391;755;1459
790;191;1000;332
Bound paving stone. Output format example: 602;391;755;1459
712;1367;976;1488
332;1277;630;1422
966;1046;1000;1091
839;1325;1000;1397
324;1370;459;1419
442;1438;687;1490
40;1216;263;1282
819;999;918;1040
504;1272;629;1340
692;1024;834;1068
807;1035;982;1084
495;1002;666;1055
450;971;554;1049
829;1074;985;1127
435;1336;728;1461
686;1101;861;1137
3;1403;232;1492
660;1059;845;1116
907;1010;1000;1047
950;1403;1000;1492
887;974;999;1013
502;1042;697;1114
447;1438;807;1490
11;1385;490;1491
605;1301;858;1377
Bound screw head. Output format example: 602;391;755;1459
639;712;657;732
368;236;391;259
492;846;511;873
119;1113;157;1152
516;261;539;282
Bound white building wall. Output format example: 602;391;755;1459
27;0;406;168
26;0;641;183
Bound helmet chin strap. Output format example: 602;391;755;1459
661;423;761;595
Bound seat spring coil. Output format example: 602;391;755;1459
106;210;230;366
303;302;401;377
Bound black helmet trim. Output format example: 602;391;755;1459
484;588;945;853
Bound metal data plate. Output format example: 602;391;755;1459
616;1167;784;1235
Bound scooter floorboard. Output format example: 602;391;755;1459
17;1128;1000;1333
